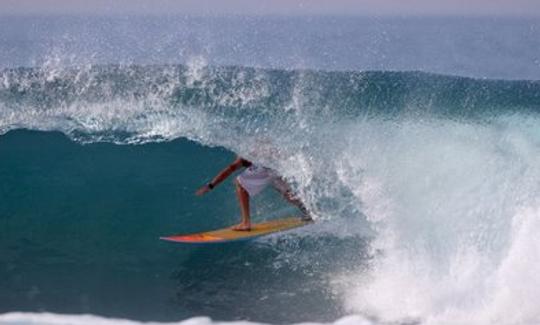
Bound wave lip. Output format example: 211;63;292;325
1;64;540;144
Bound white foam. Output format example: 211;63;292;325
0;313;374;325
335;115;540;324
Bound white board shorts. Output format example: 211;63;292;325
236;166;288;197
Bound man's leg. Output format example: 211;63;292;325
233;179;252;231
273;178;312;221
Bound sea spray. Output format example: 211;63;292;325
339;115;540;324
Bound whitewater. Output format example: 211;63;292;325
1;15;540;325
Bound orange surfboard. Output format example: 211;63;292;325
160;216;312;244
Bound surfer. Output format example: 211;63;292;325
196;157;311;231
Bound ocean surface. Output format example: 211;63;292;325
1;15;540;325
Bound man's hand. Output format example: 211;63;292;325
195;184;211;196
194;157;247;197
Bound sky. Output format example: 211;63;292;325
2;0;540;16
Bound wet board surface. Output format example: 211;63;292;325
160;216;312;244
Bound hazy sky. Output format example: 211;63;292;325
2;0;540;16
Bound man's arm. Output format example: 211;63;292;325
195;157;251;196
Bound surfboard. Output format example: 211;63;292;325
160;216;312;244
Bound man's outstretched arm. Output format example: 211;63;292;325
195;157;251;196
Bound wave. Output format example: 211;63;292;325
1;63;539;144
2;63;540;324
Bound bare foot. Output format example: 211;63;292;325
232;223;251;231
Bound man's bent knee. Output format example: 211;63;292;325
235;178;248;194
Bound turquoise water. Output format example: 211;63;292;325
1;16;540;325
0;129;367;323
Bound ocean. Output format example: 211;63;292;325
1;15;540;325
